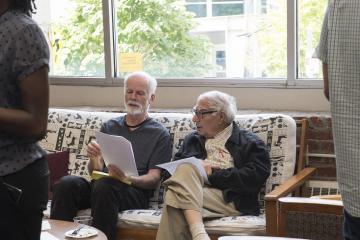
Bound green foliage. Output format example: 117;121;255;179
298;0;328;78
52;0;212;77
52;0;104;76
255;0;327;78
256;1;287;78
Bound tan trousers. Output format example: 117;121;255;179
156;164;239;240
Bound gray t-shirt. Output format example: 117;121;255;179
0;10;49;176
100;116;172;175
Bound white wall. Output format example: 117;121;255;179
50;86;330;112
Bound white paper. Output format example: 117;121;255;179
41;220;51;231
95;131;138;177
40;232;59;240
157;157;209;184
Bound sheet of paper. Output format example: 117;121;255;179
41;220;51;231
40;232;59;240
157;157;209;184
95;131;138;177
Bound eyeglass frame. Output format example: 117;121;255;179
191;108;218;119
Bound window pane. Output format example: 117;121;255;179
298;0;328;79
186;4;207;18
33;0;105;77
212;3;244;17
213;0;243;2
115;0;286;79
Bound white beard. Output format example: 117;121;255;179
125;99;151;116
125;101;147;115
126;106;143;115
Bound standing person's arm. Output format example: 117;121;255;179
0;66;49;139
316;5;330;101
323;63;329;101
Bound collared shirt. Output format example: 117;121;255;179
317;0;360;216
205;123;234;169
0;10;49;176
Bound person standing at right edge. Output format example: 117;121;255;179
316;1;360;239
0;0;50;239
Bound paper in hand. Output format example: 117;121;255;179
95;131;138;177
157;157;209;184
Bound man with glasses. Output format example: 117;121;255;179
156;91;270;240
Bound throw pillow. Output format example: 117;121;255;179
46;150;70;192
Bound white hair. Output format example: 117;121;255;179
198;91;237;124
124;71;157;94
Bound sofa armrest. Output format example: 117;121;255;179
264;167;316;236
266;167;316;200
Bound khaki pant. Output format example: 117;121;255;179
156;164;239;240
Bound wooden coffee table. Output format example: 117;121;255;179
41;219;107;240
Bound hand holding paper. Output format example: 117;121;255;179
108;164;132;185
86;140;105;171
157;157;209;184
95;131;138;177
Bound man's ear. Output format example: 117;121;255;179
150;94;155;103
219;111;226;123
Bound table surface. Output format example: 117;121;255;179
41;219;107;240
218;237;307;240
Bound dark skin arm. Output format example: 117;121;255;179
0;66;49;140
322;63;329;101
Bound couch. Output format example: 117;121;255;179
41;108;315;239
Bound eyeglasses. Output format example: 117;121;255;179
191;108;218;119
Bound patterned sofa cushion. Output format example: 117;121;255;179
40;109;119;181
41;109;297;235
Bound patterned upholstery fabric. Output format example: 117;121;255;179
41;108;297;234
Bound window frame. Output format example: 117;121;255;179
50;0;323;89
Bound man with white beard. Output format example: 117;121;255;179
50;72;172;240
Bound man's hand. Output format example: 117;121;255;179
87;140;101;158
108;164;131;185
202;159;221;176
86;140;104;172
201;160;213;176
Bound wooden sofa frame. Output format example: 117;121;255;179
277;197;343;239
116;119;316;240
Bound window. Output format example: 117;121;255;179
115;0;286;79
186;0;207;17
186;0;244;18
260;0;267;14
33;0;105;77
212;1;244;17
297;0;328;79
31;0;329;86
